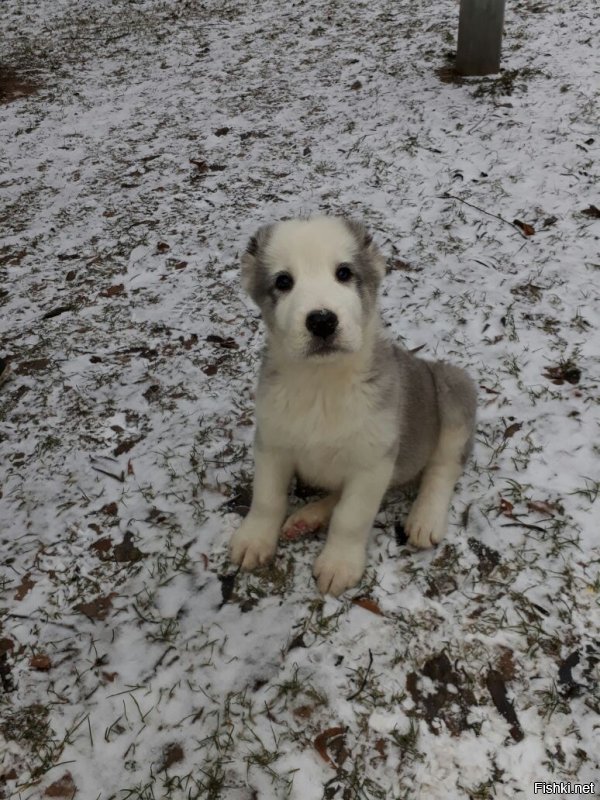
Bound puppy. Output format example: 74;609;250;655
229;216;476;596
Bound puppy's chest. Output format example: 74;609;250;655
257;375;394;486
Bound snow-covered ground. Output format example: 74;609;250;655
1;0;599;798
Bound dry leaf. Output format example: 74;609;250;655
113;532;143;563
513;219;535;236
581;204;600;219
503;421;522;439
293;705;315;719
542;362;581;385
45;772;76;798
527;499;558;516
113;437;141;457
206;334;239;349
30;654;52;671
17;358;49;374
314;727;347;768
374;738;387;758
14;573;36;601
190;158;208;173
0;638;15;656
101;283;125;298
486;669;523;742
75;593;116;621
160;743;184;771
498;497;514;518
90;537;112;558
352;597;384;616
496;647;516;681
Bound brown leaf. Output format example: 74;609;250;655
503;421;522;439
16;358;49;374
75;593;116;621
159;743;184;771
314;727;347;768
44;772;76;798
14;573;35;601
214;126;231;136
581;204;600;219
293;705;315;719
190;158;208;173
486;669;523;741
127;459;135;476
113;437;141;457
90;537;113;558
513;219;535;236
374;738;387;758
206;334;239;350
101;283;125;298
479;385;500;395
101;671;118;683
389;258;414;272
350;79;362;90
179;334;198;350
468;538;501;576
542;362;581;385
30;654;52;671
498;497;514;518
527;499;558;516
113;532;143;563
156;241;170;253
352;597;384;616
100;502;118;516
0;638;15;656
496;648;516;681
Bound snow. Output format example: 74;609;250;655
1;0;599;798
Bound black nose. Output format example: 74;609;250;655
305;309;338;339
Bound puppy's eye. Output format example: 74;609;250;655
335;263;353;283
274;272;294;292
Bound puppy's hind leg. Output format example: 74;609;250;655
282;493;340;540
405;425;470;548
406;364;476;549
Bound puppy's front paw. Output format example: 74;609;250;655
230;519;278;570
405;501;448;549
313;545;366;597
282;502;329;540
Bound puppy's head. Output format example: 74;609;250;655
241;216;386;361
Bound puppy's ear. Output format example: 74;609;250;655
345;218;386;281
241;224;272;295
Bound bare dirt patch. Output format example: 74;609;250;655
0;67;39;103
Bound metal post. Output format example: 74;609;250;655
456;0;506;76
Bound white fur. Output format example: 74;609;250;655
255;218;380;361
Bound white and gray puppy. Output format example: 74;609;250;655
230;216;476;596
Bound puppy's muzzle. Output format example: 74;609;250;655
305;309;338;339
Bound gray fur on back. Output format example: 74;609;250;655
367;334;477;486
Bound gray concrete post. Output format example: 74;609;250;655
456;0;506;76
